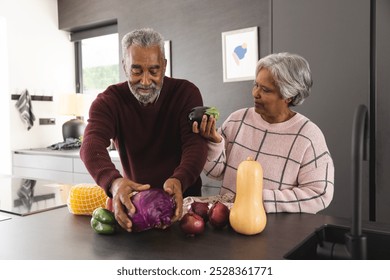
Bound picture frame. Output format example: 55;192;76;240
164;40;172;77
222;26;259;82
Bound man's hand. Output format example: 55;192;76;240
163;178;183;222
192;115;222;143
110;177;150;232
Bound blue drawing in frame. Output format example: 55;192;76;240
222;27;259;82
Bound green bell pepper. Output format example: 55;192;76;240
91;207;116;235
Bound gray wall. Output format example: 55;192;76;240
57;0;271;125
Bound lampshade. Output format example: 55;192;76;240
58;93;91;117
58;93;92;141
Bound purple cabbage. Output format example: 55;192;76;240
129;188;175;232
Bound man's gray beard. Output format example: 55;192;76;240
129;82;162;105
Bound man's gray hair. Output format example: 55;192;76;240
121;28;165;63
256;52;313;106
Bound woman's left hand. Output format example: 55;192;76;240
192;115;222;143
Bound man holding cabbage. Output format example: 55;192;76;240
80;28;208;232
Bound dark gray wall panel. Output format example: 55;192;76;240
272;0;370;219
58;0;118;30
375;0;390;223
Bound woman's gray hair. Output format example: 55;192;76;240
121;28;165;64
255;52;313;106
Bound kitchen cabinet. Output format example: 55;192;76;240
12;149;123;185
272;0;390;223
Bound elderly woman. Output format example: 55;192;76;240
193;52;334;214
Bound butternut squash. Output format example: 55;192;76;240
229;157;267;235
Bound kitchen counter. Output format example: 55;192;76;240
13;148;120;160
1;206;390;260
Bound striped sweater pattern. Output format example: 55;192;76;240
204;108;334;214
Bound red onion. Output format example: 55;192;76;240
208;201;230;229
190;201;209;222
180;212;205;237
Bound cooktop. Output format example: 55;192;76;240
0;176;71;216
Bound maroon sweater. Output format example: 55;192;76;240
80;77;208;196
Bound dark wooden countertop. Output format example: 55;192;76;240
4;206;390;260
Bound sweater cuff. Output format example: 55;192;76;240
207;138;225;161
98;171;122;198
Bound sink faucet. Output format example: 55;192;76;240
317;104;368;259
345;105;368;260
346;104;368;259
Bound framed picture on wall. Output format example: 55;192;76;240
164;40;171;77
222;27;259;82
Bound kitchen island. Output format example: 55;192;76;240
1;206;390;260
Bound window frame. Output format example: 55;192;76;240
70;23;118;93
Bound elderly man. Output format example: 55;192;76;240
80;28;207;231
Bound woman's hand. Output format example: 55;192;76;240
109;178;150;232
163;178;183;223
192;115;222;143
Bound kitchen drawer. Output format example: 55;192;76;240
73;158;89;174
73;173;95;184
12;167;73;184
73;158;123;175
12;150;123;186
12;153;73;172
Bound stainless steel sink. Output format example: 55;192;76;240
284;224;390;260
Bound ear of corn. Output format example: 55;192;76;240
67;184;108;215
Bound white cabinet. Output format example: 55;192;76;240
12;153;74;183
12;149;122;185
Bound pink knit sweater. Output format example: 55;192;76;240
204;108;334;214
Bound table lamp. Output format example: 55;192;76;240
58;93;91;141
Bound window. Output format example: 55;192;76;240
80;33;119;95
71;24;119;96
